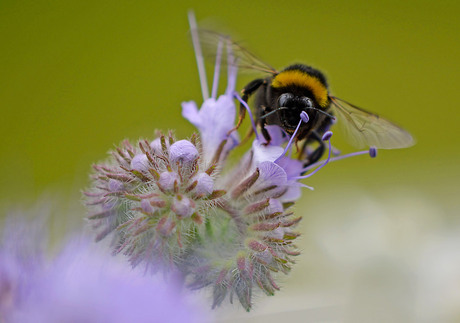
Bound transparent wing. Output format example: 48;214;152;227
198;29;278;75
329;96;415;149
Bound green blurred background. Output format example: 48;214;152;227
1;0;459;321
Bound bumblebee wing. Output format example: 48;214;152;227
198;29;278;75
329;96;415;149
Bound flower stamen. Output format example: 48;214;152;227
211;39;223;99
225;40;237;95
233;92;259;140
300;138;378;176
275;111;309;162
296;131;333;179
188;10;209;100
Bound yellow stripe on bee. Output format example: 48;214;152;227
272;70;329;107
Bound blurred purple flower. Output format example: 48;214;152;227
0;217;208;323
0;217;44;321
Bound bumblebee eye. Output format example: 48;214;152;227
301;97;313;108
279;93;294;107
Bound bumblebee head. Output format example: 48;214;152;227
277;93;314;129
273;92;334;130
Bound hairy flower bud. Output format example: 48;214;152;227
130;154;149;172
192;173;214;196
171;196;195;218
169;140;199;165
158;171;180;192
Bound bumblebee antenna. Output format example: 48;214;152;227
306;107;335;120
260;105;335;121
259;107;289;120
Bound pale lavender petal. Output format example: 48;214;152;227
181;94;237;163
276;156;304;180
222;131;240;158
252;139;284;166
280;183;302;202
256;161;287;188
181;101;201;128
264;125;287;146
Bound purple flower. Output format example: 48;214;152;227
84;11;378;311
0;217;44;321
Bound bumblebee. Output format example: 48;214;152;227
200;30;414;166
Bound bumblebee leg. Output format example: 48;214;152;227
302;131;325;168
260;117;272;145
228;79;265;135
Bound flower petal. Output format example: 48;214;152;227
181;101;201;128
276;156;303;180
182;95;237;163
264;125;287;146
257;161;288;188
252;139;284;166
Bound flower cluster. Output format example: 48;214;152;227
84;13;376;311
